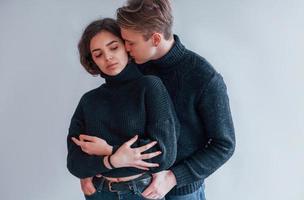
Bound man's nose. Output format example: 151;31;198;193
125;43;131;52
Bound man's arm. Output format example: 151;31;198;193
171;73;236;187
139;76;179;172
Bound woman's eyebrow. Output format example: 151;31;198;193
92;40;118;53
106;40;118;46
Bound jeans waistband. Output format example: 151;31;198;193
93;173;152;193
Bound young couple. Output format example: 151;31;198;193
67;0;235;200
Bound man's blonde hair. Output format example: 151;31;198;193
117;0;173;40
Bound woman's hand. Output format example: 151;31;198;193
80;177;96;196
109;135;162;170
72;134;113;156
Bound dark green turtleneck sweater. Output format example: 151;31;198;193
67;63;179;178
138;35;236;195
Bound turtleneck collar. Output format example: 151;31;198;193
139;35;186;74
100;62;142;87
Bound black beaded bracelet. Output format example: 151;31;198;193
108;155;115;169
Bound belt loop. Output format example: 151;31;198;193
130;179;139;194
96;177;105;192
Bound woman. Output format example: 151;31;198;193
67;18;179;200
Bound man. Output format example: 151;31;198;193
115;0;236;199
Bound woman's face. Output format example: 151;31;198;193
90;31;128;76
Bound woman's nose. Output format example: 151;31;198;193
105;53;113;61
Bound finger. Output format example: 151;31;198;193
80;146;88;153
137;160;159;168
81;144;92;155
72;137;83;146
135;141;157;153
83;183;95;194
81;178;96;194
79;134;96;142
147;194;160;199
141;151;162;160
88;184;96;194
142;185;154;197
133;165;149;171
76;141;88;153
145;193;158;199
125;135;138;146
85;187;96;195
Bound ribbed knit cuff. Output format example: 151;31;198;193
171;164;196;187
170;164;205;195
90;156;111;173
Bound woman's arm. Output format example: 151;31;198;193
67;97;113;178
72;134;162;170
71;134;112;156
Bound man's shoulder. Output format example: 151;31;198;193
137;75;164;89
180;50;217;88
184;49;216;74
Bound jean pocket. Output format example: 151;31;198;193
138;192;165;200
137;177;164;200
84;191;98;199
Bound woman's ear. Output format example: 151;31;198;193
151;33;161;47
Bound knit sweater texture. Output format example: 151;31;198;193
67;63;179;179
137;35;236;195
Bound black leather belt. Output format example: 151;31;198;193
93;173;152;193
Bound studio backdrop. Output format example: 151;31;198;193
0;0;303;200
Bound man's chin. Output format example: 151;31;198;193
134;59;146;64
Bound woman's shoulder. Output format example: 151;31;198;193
80;85;105;101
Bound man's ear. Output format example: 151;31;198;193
151;33;161;47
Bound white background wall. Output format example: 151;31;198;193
1;0;303;200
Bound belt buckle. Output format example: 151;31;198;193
108;181;119;192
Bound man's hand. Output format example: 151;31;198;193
110;135;162;170
72;134;113;156
142;170;177;199
80;177;96;196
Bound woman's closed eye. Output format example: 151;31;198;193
94;53;102;58
110;46;118;51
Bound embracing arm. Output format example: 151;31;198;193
133;76;180;172
170;73;236;187
109;77;179;172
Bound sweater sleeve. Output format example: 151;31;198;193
66;97;111;179
170;73;236;187
139;76;180;173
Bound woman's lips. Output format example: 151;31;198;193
107;63;118;69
